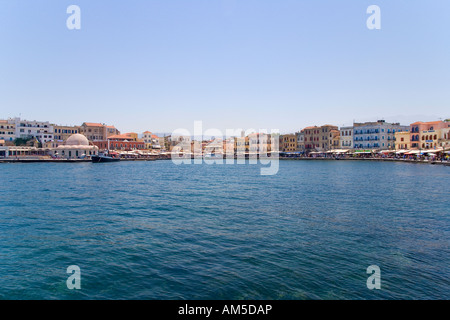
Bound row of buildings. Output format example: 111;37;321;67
279;120;450;153
1;117;449;159
0;118;167;159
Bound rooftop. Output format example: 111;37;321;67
82;122;104;127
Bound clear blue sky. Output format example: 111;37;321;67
0;0;449;134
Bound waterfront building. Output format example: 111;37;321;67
0;120;16;143
234;135;248;155
330;129;340;150
0;146;47;158
53;125;80;143
7;117;54;144
353;120;408;150
167;135;191;152
296;130;305;153
303;126;320;151
438;124;450;149
248;132;273;154
303;125;338;152
105;125;120;139
142;131;153;149
50;133;98;159
395;131;410;150
319;125;339;151
410;120;449;149
94;133;145;151
339;126;353;149
79;122;120;141
280;134;297;152
79;123;105;141
142;131;162;149
204;138;224;155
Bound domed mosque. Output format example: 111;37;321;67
51;133;98;159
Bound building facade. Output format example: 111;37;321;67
353;120;408;150
280;134;297;152
394;131;410;150
296;130;305;153
0;120;16;143
93;133;145;151
8;117;54;144
142;131;162;149
339;126;353;149
438;125;450;149
303;126;320;151
319;125;339;151
79;123;120;141
51;134;98;159
410;120;449;149
53;125;80;143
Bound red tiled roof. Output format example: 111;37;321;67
83;122;103;127
108;134;132;140
411;121;443;125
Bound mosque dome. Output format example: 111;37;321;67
65;134;89;146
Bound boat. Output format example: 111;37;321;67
91;141;120;163
91;153;120;163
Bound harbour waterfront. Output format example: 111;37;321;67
0;161;448;299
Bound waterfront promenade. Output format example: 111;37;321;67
1;156;449;166
279;156;450;166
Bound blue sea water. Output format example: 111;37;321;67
0;160;448;300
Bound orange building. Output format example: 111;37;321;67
410;120;449;149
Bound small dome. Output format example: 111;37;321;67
65;134;89;146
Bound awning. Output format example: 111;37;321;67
424;149;443;153
379;150;395;154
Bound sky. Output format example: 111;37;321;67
0;0;449;134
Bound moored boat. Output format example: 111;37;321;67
91;154;120;163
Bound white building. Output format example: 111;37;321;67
296;130;305;152
0;120;16;143
353;120;409;150
142;131;162;149
51;134;98;159
8;117;54;144
339;126;353;149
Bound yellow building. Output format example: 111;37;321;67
420;129;440;149
395;131;410;150
280;134;297;152
53;125;80;144
0;120;16;144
